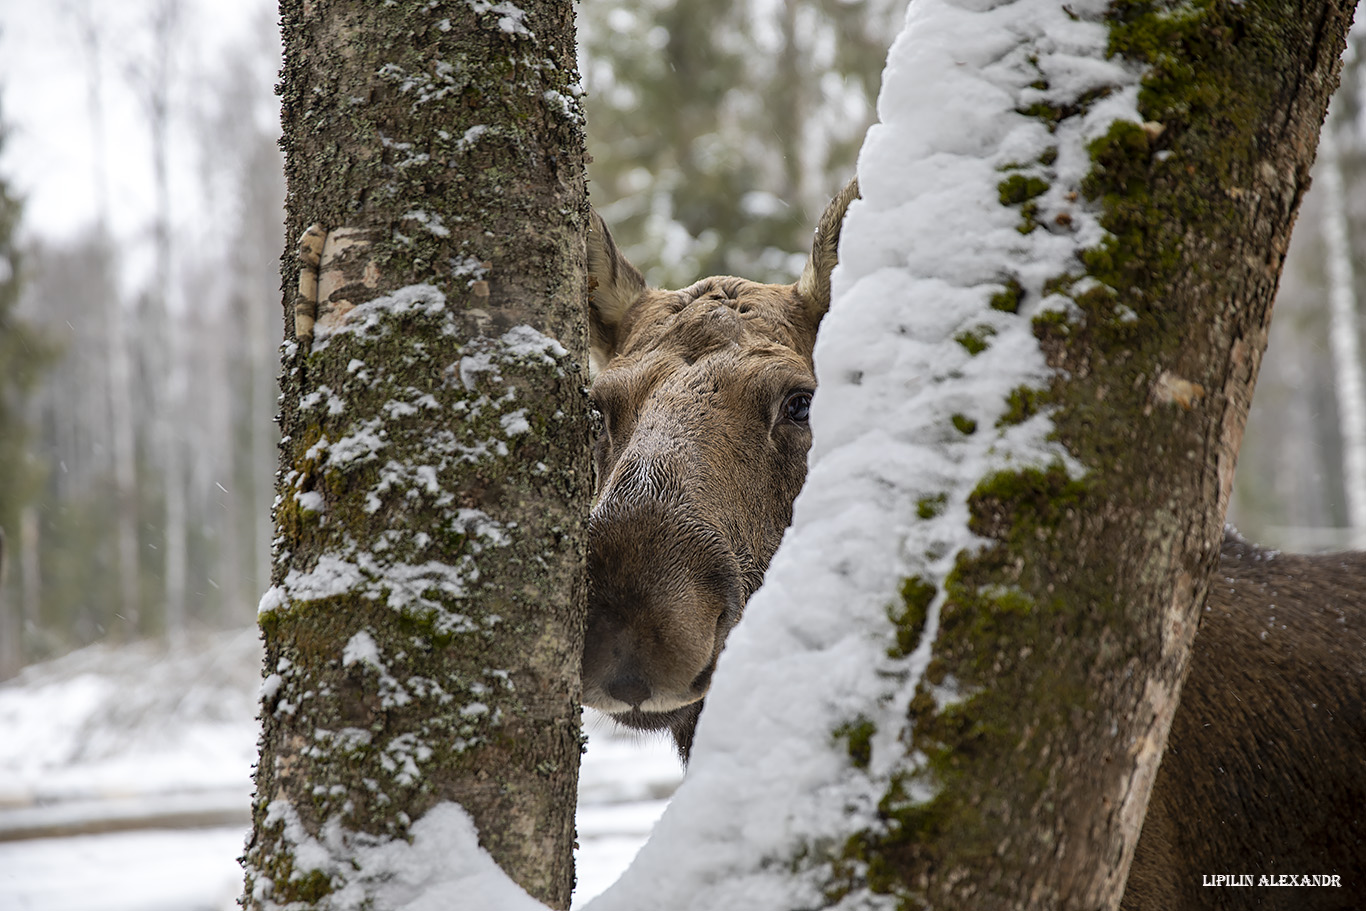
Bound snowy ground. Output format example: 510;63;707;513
0;630;682;910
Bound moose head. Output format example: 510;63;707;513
581;182;858;756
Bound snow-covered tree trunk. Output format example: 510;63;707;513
581;1;1354;910
243;1;590;908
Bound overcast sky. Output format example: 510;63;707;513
0;0;272;244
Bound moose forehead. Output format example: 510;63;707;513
609;276;817;367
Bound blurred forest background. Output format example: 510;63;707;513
0;0;1363;677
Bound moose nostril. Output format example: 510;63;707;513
605;673;651;709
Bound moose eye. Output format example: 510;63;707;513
783;391;813;424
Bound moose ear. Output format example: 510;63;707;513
796;177;860;325
588;209;647;374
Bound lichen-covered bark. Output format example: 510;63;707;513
243;1;588;908
839;1;1354;909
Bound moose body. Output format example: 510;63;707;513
582;183;1366;908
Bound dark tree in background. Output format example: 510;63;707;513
0;94;51;680
578;0;907;287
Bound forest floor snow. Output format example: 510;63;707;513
0;628;682;910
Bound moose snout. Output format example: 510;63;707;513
582;500;743;717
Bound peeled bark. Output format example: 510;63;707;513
243;1;589;908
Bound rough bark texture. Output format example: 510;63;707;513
243;1;589;908
838;2;1355;909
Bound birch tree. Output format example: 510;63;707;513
1318;104;1366;548
124;0;188;641
67;0;143;630
244;1;589;909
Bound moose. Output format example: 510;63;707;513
580;183;1366;909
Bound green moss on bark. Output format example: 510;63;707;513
888;575;937;660
834;715;878;770
989;278;1025;314
954;325;997;356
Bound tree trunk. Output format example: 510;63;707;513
106;246;142;635
243;1;589;909
153;2;187;645
582;1;1355;910
18;506;39;650
0;528;14;678
1319;113;1366;548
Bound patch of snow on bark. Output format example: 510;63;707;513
262;553;480;636
469;1;534;39
300;384;347;416
341;630;383;670
311;284;450;353
402;209;451;237
456;324;568;392
253;799;544;911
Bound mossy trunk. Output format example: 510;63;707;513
840;1;1354;910
243;2;588;909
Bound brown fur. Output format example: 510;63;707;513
582;277;822;729
583;184;1366;906
1121;532;1366;910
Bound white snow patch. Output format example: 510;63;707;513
296;490;325;513
326;418;389;466
379;733;434;786
342;630;383;670
500;409;531;436
451;508;511;547
282;554;369;605
455;324;569;392
254;799;544;911
300;384;347;416
402;209;451;237
469;0;533;38
341;631;415;709
457;351;499;392
261;674;284;702
258;585;285;616
543;89;582;124
502;323;569;361
383;399;420;419
311;284;450;353
272;552;477;633
461;124;488;148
